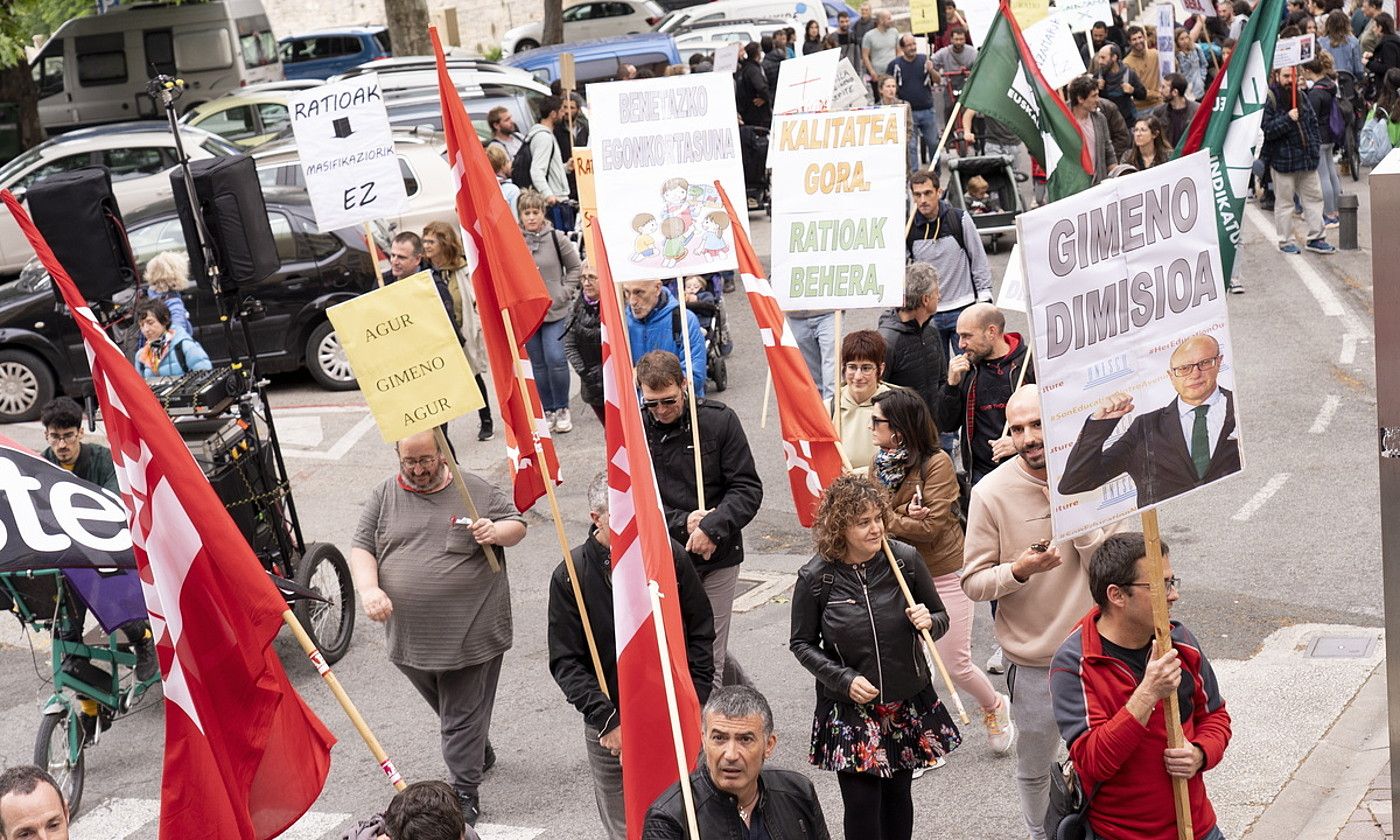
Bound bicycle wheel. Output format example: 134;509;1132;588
1347;124;1361;182
34;709;85;816
292;542;356;665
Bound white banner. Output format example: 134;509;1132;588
1025;15;1087;89
712;42;741;75
1052;0;1116;31
961;0;1000;46
1023;152;1244;540
998;243;1028;312
589;74;748;281
769;107;906;310
1181;0;1215;18
832;58;873;111
1273;33;1316;68
288;73;406;232
773;49;841;115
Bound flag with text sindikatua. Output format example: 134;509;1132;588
596;223;701;840
1;190;334;840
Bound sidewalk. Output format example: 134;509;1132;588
1340;767;1393;840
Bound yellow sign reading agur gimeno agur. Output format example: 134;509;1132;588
327;270;483;442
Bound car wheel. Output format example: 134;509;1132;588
515;39;539;52
305;320;357;391
0;349;56;422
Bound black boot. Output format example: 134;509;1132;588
458;791;480;827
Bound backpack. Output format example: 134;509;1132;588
1328;97;1346;145
1361;107;1394;168
808;548;915;611
510;135;536;189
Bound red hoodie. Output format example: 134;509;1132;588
1050;608;1232;840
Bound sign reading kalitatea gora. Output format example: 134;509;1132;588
327;272;484;442
769;108;907;311
588;73;747;283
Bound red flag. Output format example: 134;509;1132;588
716;185;844;526
431;27;560;511
596;224;701;839
1;191;334;839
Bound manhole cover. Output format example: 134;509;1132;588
1305;636;1377;658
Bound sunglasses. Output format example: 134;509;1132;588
642;396;682;409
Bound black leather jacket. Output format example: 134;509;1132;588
643;764;830;840
789;539;949;704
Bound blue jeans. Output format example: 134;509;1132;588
910;108;940;172
525;317;571;413
787;312;835;400
1317;143;1341;216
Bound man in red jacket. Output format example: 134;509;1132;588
1050;533;1232;840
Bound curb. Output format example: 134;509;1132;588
1244;662;1389;838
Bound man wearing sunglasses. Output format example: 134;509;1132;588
1058;333;1241;508
1050;533;1232;840
637;350;762;690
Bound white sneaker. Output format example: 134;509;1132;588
911;755;947;779
986;646;1005;674
544;409;557;431
983;692;1016;756
553;407;573;433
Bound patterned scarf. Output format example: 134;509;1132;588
136;332;173;374
871;446;910;490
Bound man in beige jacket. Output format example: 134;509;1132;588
962;384;1118;840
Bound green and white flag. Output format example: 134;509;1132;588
1178;0;1287;281
959;0;1094;202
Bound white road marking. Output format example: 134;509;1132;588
276;415;326;448
476;825;546;840
1309;395;1341;434
1244;206;1346;317
282;413;378;461
732;570;796;612
276;809;354;840
1340;333;1360;365
1231;472;1292;521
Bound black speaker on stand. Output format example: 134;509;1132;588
27;167;138;303
170;155;278;294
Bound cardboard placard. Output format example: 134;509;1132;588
1273;33;1316;68
773;49;841;116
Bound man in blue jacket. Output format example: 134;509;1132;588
621;279;707;396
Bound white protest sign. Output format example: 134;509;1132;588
998;243;1027;312
1273;33;1316;68
1052;0;1116;31
1157;5;1176;77
288;73;406;232
961;0;1000;46
832;58;873;111
1024;15;1086;89
774;49;841;115
1181;0;1215;17
769;108;906;310
1022;151;1244;541
713;42;741;75
589;74;747;281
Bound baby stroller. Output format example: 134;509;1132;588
945;154;1027;253
739;124;771;217
1336;71;1366;181
664;274;733;392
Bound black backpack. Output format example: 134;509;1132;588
510;133;536;189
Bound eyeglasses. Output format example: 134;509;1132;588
400;455;442;470
869;417;891;428
45;431;79;444
642;396;682;409
844;363;880;375
1168;356;1221;378
1122;576;1181;592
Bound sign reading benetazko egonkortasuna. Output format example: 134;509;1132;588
289;73;407;232
1024;151;1245;541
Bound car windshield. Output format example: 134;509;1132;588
0;146;50;187
200;135;241;156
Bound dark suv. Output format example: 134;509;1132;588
0;186;380;422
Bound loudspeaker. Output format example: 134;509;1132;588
27;167;137;302
171;155;278;293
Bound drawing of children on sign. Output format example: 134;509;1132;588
631;213;660;262
629;178;726;269
694;212;732;261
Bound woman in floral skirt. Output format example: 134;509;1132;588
790;473;961;840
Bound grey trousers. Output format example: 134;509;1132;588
584;724;627;840
396;653;503;797
1007;663;1060;840
699;564;743;689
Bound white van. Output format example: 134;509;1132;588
657;0;827;37
31;0;283;134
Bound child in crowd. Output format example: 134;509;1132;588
683;275;716;305
963;176;1001;214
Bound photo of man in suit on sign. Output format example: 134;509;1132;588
1057;333;1242;508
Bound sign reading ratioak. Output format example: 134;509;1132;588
769;107;906;310
288;73;407;233
327;272;484;442
1023;152;1244;541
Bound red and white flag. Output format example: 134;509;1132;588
595;224;701;839
717;185;844;526
1;192;334;839
431;27;561;512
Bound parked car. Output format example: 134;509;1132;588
30;0;283;134
0;187;383;422
330;57;550;99
380;89;542;144
0;123;238;277
180;90;297;148
655;0;826;36
503;33;679;90
670;17;789;59
278;26;392;80
252;130;456;237
822;0;859;26
503;0;665;54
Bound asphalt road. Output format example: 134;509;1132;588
0;176;1385;839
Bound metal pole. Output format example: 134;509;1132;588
1369;153;1400;818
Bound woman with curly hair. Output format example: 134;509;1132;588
789;473;959;840
142;250;193;339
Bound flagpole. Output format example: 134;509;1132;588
1142;509;1194;840
282;609;407;791
760;369;772;429
904;103;965;239
672;276;707;510
365;222;385;289
501;309;611;698
647;580;702;840
831;309;843;429
433;426;500;573
998;347;1034;439
834;442;971;725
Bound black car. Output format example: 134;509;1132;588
0;186;381;422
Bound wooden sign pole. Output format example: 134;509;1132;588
432;426;499;573
1141;508;1193;840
